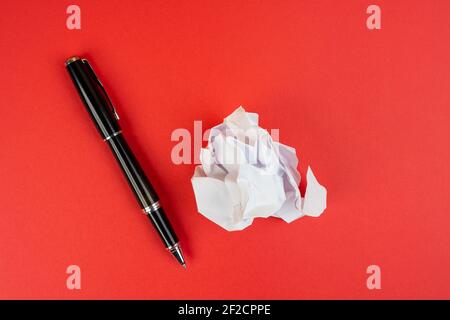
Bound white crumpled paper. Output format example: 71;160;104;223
191;107;327;231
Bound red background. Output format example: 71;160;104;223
0;0;449;299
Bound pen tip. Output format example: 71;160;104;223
169;243;187;269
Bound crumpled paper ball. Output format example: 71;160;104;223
191;107;327;231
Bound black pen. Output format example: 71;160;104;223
65;56;186;268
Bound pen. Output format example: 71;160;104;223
65;56;186;268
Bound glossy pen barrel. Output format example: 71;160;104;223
107;134;179;248
66;58;121;140
65;57;183;260
107;134;158;206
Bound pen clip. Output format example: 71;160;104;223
81;59;120;121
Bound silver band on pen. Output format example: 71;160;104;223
103;130;122;141
142;201;161;214
167;242;181;252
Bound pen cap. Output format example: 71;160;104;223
65;57;121;140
